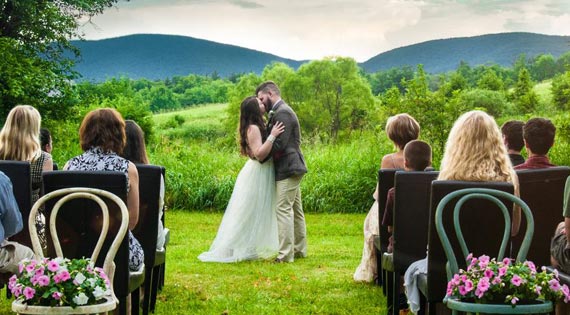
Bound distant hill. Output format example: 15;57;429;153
361;32;570;73
71;32;570;81
70;34;304;81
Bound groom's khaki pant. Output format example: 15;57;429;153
276;175;307;262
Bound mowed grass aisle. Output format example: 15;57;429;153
0;211;385;314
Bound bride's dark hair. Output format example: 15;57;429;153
239;96;266;156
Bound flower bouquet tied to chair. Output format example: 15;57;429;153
446;254;570;306
9;257;113;308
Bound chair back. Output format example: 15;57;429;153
132;164;162;269
435;188;533;280
513;167;570;266
378;169;399;252
392;171;439;273
0;161;32;248
425;181;514;302
42;171;131;299
28;187;129;303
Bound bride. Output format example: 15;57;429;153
198;96;284;263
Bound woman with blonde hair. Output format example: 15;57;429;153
354;113;421;283
404;110;520;313
0;105;53;243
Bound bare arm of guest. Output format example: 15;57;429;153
127;162;140;230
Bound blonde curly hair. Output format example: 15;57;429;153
438;110;515;183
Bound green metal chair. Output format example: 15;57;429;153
435;188;553;314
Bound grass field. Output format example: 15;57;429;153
0;211;385;314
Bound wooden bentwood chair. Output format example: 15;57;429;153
12;188;128;314
437;188;552;314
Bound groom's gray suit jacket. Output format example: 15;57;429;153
267;100;308;181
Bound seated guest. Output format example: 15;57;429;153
0;171;34;273
501;120;525;166
40;128;58;170
121;120;167;250
64;108;144;272
382;140;432;253
0;105;53;246
514;117;556;170
404;110;519;313
354;113;420;283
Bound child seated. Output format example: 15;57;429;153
382;140;432;252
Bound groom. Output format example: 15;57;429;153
256;81;308;263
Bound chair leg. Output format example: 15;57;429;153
159;263;165;290
386;270;394;315
119;296;128;315
375;247;383;287
150;265;160;312
131;288;140;315
142;268;152;315
392;271;400;315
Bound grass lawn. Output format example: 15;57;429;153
0;211;385;314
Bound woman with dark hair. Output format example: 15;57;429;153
64;108;144;272
122;120;167;250
199;96;284;263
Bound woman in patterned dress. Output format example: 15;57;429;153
0;105;53;245
64;108;144;271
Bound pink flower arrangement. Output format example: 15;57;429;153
9;257;112;308
446;254;570;306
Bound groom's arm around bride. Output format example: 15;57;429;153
256;81;308;263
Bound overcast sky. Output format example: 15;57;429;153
79;0;570;62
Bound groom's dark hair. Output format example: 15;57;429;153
256;81;281;96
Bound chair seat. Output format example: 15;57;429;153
129;265;145;292
382;252;394;272
445;297;553;314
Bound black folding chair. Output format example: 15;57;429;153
0;161;33;248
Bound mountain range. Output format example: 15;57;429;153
70;32;570;82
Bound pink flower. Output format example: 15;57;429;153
464;280;474;292
562;285;570;303
511;275;523;286
18;263;24;274
492;277;502;285
502;257;511;266
475;288;484;299
498;266;507;277
8;275;17;290
34;266;45;277
458;285;467;296
478;255;490;268
37;275;50;287
47;260;60;272
535;285;542;295
511;296;519;304
466;253;473;261
58;270;70;282
23;287;35;300
549;279;561;291
25;264;35;273
524;261;536;273
53;273;62;284
11;285;22;297
477;277;490;293
52;291;63;300
484;269;494;278
30;275;38;285
452;274;461;285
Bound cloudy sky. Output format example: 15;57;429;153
79;0;570;62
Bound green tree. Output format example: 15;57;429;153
0;0;122;117
477;68;505;91
551;71;570;110
531;54;557;81
512;67;538;113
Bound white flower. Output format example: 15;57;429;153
73;292;89;305
87;278;97;287
74;273;86;285
93;286;106;299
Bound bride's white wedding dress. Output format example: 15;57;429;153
198;159;279;263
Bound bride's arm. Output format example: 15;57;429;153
248;123;284;161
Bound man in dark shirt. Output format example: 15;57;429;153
514;117;556;170
501;120;525;166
